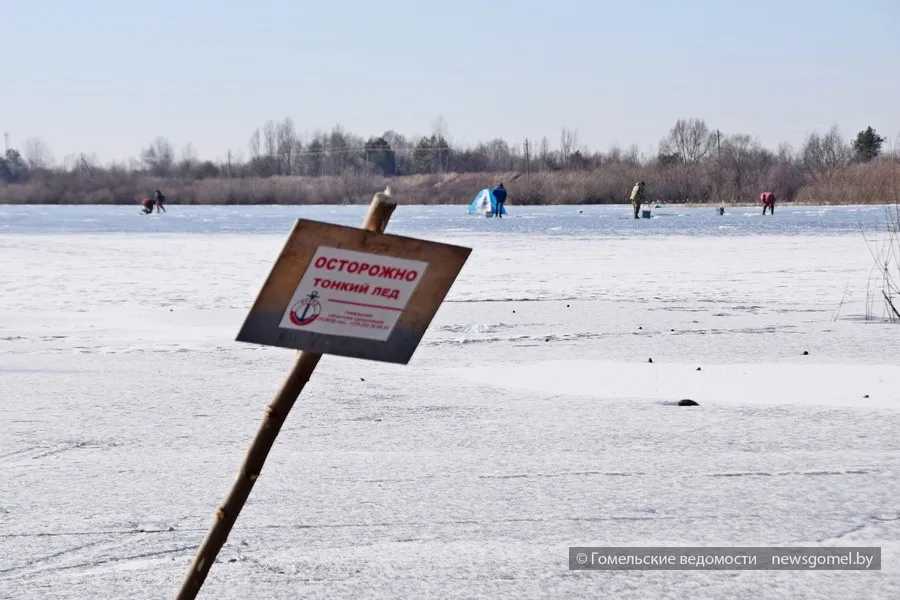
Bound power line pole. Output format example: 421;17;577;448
80;154;94;177
524;138;530;174
2;131;9;153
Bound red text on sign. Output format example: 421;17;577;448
313;257;419;282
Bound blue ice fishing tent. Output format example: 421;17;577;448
467;188;506;217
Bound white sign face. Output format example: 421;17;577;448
278;246;429;341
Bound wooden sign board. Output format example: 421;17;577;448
236;219;471;364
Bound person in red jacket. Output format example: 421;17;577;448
140;197;156;214
761;192;776;215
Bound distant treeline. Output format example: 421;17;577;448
1;119;897;205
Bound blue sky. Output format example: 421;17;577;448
4;0;899;164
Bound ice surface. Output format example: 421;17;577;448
0;205;897;599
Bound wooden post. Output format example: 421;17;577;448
174;187;397;600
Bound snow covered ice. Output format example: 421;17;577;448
0;204;897;599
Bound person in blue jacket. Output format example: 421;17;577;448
492;183;507;218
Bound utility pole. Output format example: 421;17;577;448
227;149;232;179
524;138;530;174
2;131;9;153
80;154;94;177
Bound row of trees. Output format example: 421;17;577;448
1;118;896;205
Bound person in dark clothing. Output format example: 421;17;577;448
492;183;507;218
140;197;155;214
153;189;167;213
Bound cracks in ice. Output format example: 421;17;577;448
0;538;115;576
479;470;643;479
708;469;871;478
0;438;124;463
0;535;194;582
810;513;899;544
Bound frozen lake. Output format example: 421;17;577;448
0;204;897;599
0;202;894;236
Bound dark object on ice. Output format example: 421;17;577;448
638;326;643;330
864;394;870;398
545;337;550;342
671;328;675;332
360;378;365;381
802;350;809;355
137;522;175;532
566;304;570;307
648;358;653;363
716;207;725;216
696;367;701;371
512;310;516;313
677;399;699;406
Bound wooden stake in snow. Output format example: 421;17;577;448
174;190;397;600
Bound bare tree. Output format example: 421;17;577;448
820;124;852;176
276;118;297;175
776;142;795;162
248;129;261;160
538;136;552;171
431;116;449;141
801;124;851;180
660;118;716;165
291;138;303;174
326;126;351;175
181;142;198;166
560;128;578;164
141;136;175;176
426;117;451;172
23;136;55;169
719;133;761;200
262;120;277;162
484;138;512;171
624;144;641;166
769;143;805;201
176;142;199;176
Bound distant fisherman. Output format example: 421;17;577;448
761;191;775;215
153;189;167;213
493;183;507;218
629;181;645;219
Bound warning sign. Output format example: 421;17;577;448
278;247;428;341
236;219;471;364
